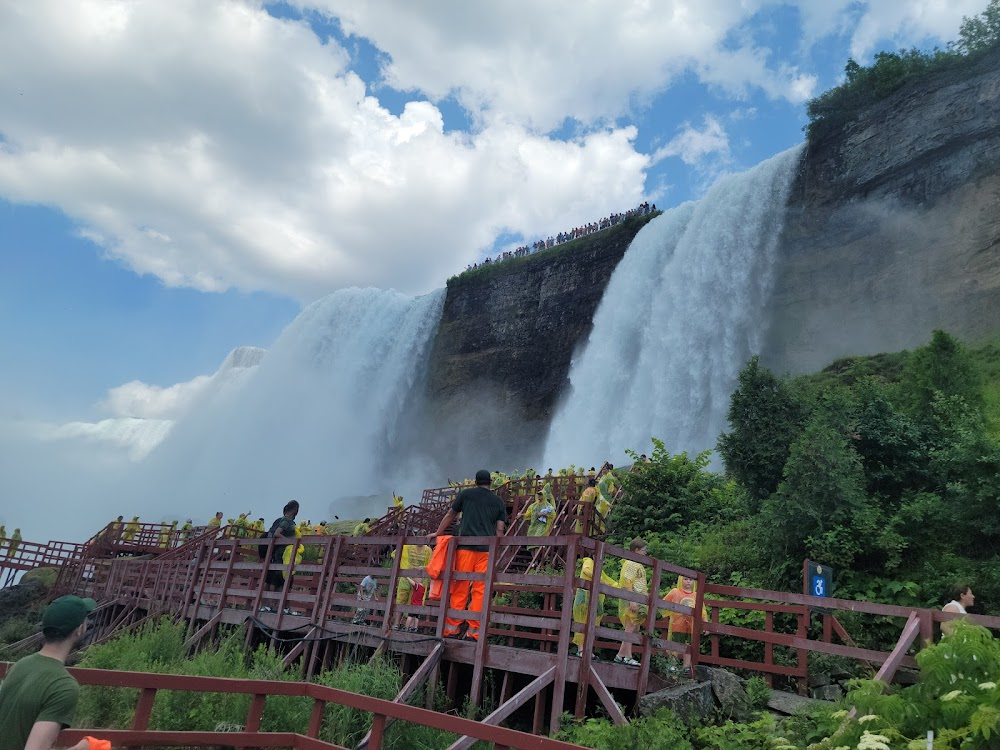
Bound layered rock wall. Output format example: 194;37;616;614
414;51;1000;472
417;216;656;470
765;50;1000;372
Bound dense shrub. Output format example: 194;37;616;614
805;1;1000;142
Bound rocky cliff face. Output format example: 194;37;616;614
416;216;656;471
765;49;1000;373
414;51;1000;472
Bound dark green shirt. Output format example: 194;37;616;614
0;653;80;750
452;487;507;551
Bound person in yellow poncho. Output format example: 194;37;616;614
282;525;304;566
353;518;371;537
393;543;432;631
524;489;555;548
615;538;649;666
572;557;618;658
595;474;615;533
0;525;6;553
8;529;21;557
121;516;139;542
157;521;176;548
660;574;709;669
207;512;223;528
575;477;598;533
392;494;404;510
179;519;193;542
252;518;266;534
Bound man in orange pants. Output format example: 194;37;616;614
429;469;507;640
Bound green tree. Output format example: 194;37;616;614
615;439;740;543
901;330;984;419
954;0;1000;55
762;415;876;570
852;377;929;503
717;357;803;509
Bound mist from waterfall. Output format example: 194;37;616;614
542;146;803;468
132;287;446;522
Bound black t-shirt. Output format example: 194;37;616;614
269;517;296;562
452;486;507;551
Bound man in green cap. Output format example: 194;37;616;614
0;595;95;750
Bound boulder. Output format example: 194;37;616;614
639;681;714;724
810;684;844;701
808;672;832;688
767;691;829;715
696;666;751;719
0;580;45;625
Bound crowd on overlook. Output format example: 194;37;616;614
464;201;657;273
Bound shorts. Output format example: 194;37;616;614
410;583;425;606
265;569;285;588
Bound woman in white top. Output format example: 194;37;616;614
941;585;975;636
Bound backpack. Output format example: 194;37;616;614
257;518;284;560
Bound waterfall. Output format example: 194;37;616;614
135;287;445;519
542;146;802;468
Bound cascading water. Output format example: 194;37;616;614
134;287;445;519
543;146;802;468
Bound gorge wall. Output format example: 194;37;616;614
418;50;1000;471
416;216;656;472
764;48;1000;373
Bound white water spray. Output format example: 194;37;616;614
135;287;445;520
543;146;802;468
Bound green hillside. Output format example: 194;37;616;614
614;331;1000;640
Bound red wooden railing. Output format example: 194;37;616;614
0;661;582;750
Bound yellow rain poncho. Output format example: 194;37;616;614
617;559;649;628
282;526;304;566
575;484;598;533
353;521;370;537
660;576;709;640
9;529;21;556
572;557;618;649
158;521;176;548
525;496;555;537
123;516;139;542
595;475;615;532
392;494;404;510
395;543;432;605
0;525;6;550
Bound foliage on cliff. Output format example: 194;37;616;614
446;211;659;287
806;0;1000;142
614;331;1000;627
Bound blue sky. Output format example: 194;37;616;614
0;0;985;425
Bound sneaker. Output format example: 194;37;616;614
283;608;302;616
259;606;274;613
614;656;640;667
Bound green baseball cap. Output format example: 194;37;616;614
41;595;97;637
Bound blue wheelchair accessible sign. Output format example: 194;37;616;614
805;560;833;598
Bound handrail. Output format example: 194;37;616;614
0;662;583;750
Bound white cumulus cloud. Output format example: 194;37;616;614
653;116;731;167
313;0;826;130
0;0;650;302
